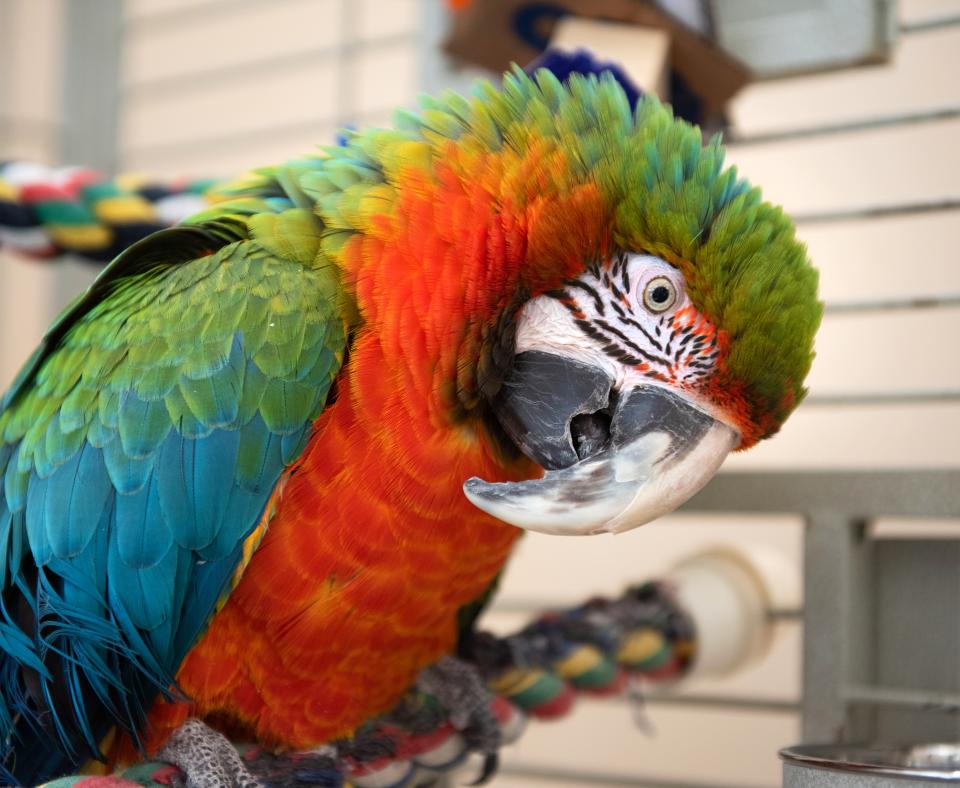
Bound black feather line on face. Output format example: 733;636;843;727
564;279;604;315
557;253;716;383
618;251;631;295
618;315;663;351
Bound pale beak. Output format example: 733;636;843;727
464;351;738;535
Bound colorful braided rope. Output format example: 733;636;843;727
41;582;694;788
0;161;217;263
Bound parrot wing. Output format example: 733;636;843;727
0;196;348;777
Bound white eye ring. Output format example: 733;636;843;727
642;276;678;313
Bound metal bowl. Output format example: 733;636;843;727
781;744;960;786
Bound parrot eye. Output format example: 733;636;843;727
641;276;678;313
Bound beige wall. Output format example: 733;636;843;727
119;0;420;174
0;1;959;786
0;0;71;392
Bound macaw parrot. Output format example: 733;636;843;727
0;66;820;784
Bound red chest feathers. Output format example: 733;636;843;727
146;332;528;750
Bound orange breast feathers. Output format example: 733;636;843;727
141;156;549;752
155;357;525;750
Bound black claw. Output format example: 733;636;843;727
468;751;500;786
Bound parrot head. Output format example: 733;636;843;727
329;66;821;537
431;68;823;536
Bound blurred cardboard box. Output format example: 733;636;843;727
444;0;750;117
550;17;671;98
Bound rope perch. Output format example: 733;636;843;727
0;161;216;263
41;582;694;788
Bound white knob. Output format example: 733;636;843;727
665;546;796;677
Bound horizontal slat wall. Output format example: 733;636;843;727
724;401;960;470
118;0;421;175
0;0;64;163
122;0;344;86
123;59;341;153
809;308;960;394
727;117;960;216
728;25;960;138
490;514;801;608
495;702;799;788
899;0;960;27
801;210;960;302
490;4;960;786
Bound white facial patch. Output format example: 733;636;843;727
515;254;720;393
465;254;737;536
514;296;621;378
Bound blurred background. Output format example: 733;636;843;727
1;1;959;786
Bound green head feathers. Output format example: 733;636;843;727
410;66;822;444
295;64;820;444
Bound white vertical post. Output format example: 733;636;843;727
802;512;875;742
59;0;123;172
50;0;125;329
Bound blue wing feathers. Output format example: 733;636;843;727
25;476;52;565
200;484;266;562
0;503;11;587
0;579;40;675
4;452;28;511
0;206;345;782
114;471;172;569
281;428;311;466
236;357;269;425
179;366;243;430
192;430;242;548
84;413;114;450
147;546;193;666
117;391;173;458
234;413;283;491
102;436;152;495
107;538;178;631
173;545;246;663
45;444;111;560
164;387;215;440
156;435;205;551
56;522;110;619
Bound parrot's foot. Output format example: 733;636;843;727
158;718;263;788
417;655;500;758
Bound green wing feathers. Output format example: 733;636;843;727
0;191;347;773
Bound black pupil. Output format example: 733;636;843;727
651;285;671;303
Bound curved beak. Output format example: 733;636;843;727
464;351;738;535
